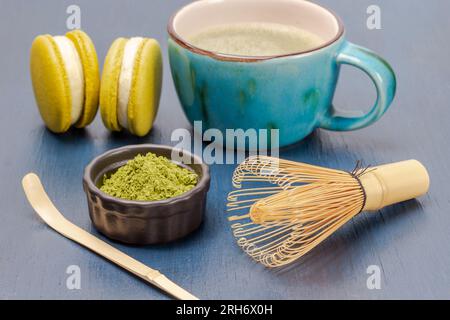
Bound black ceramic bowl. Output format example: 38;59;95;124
83;144;210;245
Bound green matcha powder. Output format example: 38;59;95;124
100;152;198;201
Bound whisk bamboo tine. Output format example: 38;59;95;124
228;214;251;221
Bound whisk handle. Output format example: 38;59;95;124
360;160;430;211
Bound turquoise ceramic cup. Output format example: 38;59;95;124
168;0;396;148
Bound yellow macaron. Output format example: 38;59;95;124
100;37;162;137
30;30;100;133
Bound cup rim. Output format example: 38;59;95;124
167;0;345;62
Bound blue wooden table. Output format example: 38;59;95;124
1;0;449;299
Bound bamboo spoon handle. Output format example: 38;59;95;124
22;173;198;300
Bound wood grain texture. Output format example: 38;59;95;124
0;0;449;299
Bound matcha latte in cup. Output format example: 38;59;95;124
168;0;396;148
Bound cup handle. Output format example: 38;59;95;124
320;42;396;131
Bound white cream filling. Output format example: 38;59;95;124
54;36;84;125
118;37;145;129
117;37;144;129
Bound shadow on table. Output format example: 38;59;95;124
269;199;425;284
27;125;167;174
93;213;209;251
31;124;368;174
33;124;164;146
176;129;367;169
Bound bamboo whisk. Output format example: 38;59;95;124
227;156;430;268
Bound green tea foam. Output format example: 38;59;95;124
188;22;324;57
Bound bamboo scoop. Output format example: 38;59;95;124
22;173;198;300
227;157;430;268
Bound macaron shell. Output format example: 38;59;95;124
66;30;100;128
127;39;163;137
30;35;72;133
100;38;127;132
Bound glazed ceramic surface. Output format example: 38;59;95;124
168;0;396;147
